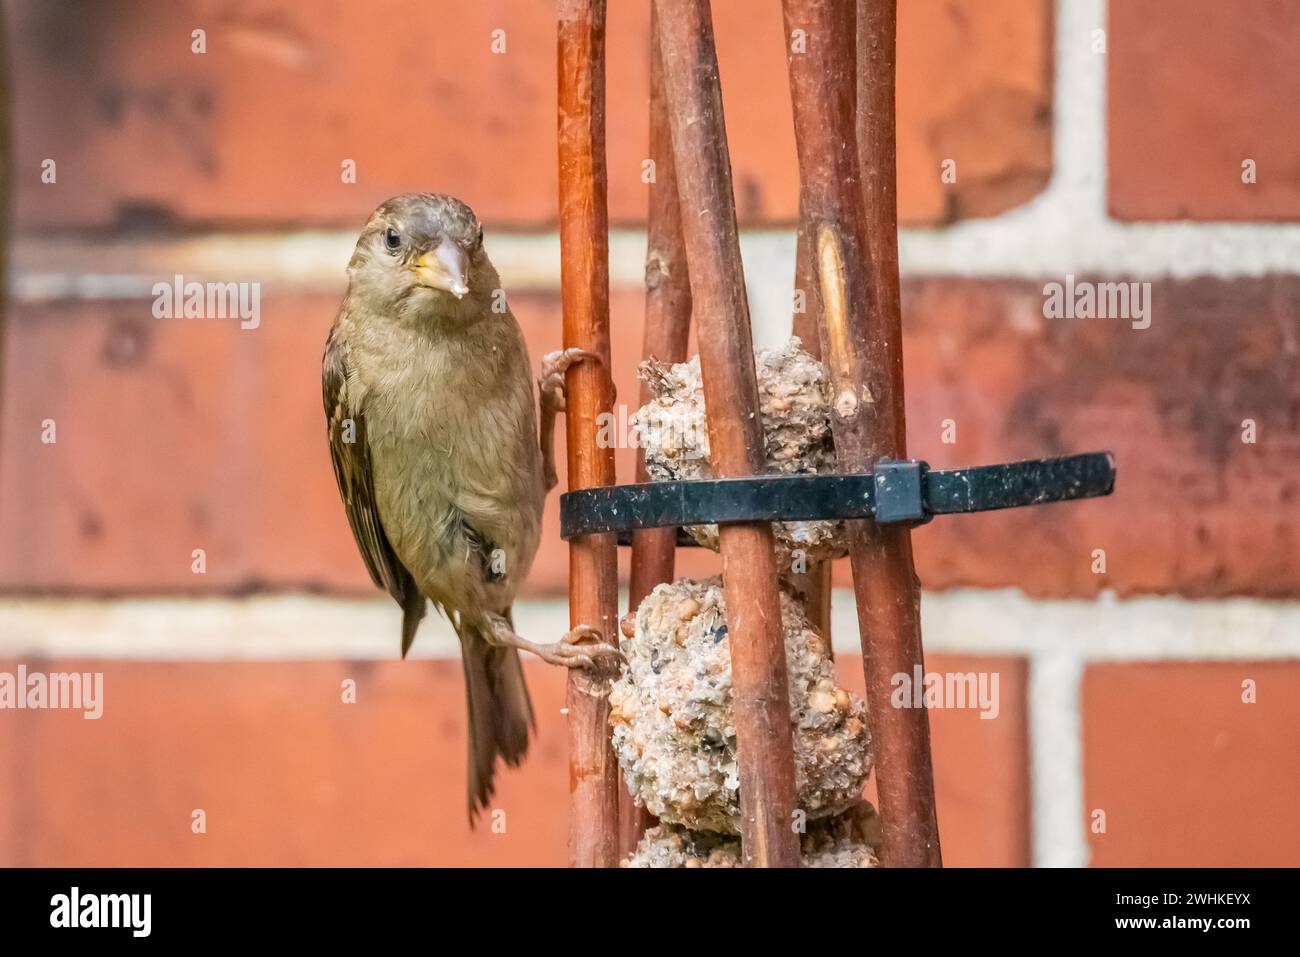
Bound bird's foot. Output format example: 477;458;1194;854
543;624;625;668
539;348;613;490
538;347;604;415
495;620;623;669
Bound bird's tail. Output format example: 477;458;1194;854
456;611;535;822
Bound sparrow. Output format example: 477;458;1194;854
323;193;620;817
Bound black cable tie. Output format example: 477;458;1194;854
558;451;1115;543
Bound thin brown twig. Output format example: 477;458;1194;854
557;0;621;868
783;0;941;866
654;0;802;867
620;1;693;859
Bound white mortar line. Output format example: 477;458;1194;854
5;230;796;351
841;588;1300;660
4;589;1299;661
7;231;642;304
1028;651;1089;867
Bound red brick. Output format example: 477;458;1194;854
1083;661;1300;866
0;653;1024;866
0;299;281;592
837;276;1300;599
0;295;344;593
7;0;1050;231
0;286;720;594
0;696;15;865
838;654;1031;867
895;0;1053;222
0;659;569;866
4;276;1296;598
1109;0;1300;220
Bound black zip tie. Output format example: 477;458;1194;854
559;451;1115;544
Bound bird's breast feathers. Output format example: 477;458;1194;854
345;313;545;604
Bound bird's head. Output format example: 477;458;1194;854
348;193;497;317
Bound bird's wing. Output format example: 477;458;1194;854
323;325;426;652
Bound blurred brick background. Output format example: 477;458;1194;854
0;0;1297;867
8;0;1051;229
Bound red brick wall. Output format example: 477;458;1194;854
1084;662;1300;867
1;0;1297;868
0;653;1030;867
6;0;1050;230
1108;0;1300;221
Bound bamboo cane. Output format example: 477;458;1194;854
654;0;802;867
782;0;941;866
557;0;621;868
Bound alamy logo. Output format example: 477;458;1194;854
890;665;1000;719
50;887;151;937
1042;274;1151;330
0;666;103;719
152;274;261;329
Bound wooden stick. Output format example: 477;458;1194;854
856;0;904;379
654;0;802;868
854;6;941;864
557;0;621;868
792;205;834;652
620;1;692;859
783;0;941;866
792;200;820;354
787;558;833;659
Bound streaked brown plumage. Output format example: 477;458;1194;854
323;193;617;818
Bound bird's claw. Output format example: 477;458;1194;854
539;348;614;413
538;624;624;669
539;349;616;491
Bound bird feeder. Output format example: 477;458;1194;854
555;0;1115;867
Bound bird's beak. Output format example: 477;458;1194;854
413;238;469;298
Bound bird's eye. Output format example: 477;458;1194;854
383;227;402;253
